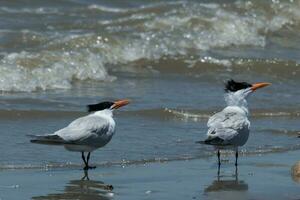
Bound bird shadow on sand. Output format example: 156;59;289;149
204;167;248;193
31;170;114;200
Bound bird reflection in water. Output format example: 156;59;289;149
32;170;114;200
205;168;248;193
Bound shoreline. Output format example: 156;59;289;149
1;150;300;200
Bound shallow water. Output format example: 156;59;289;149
1;151;300;200
0;0;299;168
0;0;300;199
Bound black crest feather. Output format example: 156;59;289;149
225;79;252;92
87;101;114;112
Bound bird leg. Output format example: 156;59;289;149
217;150;221;167
82;152;96;170
81;169;90;180
85;152;96;170
235;165;238;180
217;150;221;176
81;152;88;167
235;150;238;166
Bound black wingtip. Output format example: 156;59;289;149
195;140;206;144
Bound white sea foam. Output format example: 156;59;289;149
88;4;129;13
88;1;184;13
94;0;298;63
0;51;115;92
0;7;60;14
165;108;210;121
0;0;299;91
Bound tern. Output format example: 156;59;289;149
29;99;130;170
199;80;271;168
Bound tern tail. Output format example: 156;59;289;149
28;134;65;145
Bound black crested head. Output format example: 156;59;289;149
225;79;252;92
87;101;114;112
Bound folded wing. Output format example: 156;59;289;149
205;107;250;146
55;115;111;144
29;114;111;146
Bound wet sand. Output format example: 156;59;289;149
1;150;300;200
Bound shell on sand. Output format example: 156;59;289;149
291;161;300;183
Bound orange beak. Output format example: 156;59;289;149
251;82;271;91
111;99;130;109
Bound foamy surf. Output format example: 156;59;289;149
0;51;115;92
163;108;300;121
0;0;299;92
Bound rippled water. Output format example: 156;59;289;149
0;0;299;170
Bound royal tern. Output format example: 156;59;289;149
199;80;271;168
29;99;130;170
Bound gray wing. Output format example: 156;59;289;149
207;110;245;129
29;134;66;145
206;108;250;145
55;115;111;143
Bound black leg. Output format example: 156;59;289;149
82;152;96;170
81;152;85;162
82;152;88;168
235;150;238;166
217;150;221;167
217;150;221;176
81;169;90;180
235;164;238;179
87;152;90;164
82;152;86;163
86;152;96;170
82;152;89;170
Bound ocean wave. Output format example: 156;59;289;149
0;108;299;120
87;1;184;14
0;6;60;14
86;0;300;65
87;4;129;13
164;108;300;121
164;108;211;121
1;0;300;91
1;48;298;92
258;129;300;137
0;51;115;92
0;110;83;120
135;57;300;80
125;0;299;52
